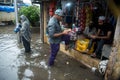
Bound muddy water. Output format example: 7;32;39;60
0;25;103;80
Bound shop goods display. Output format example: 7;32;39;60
75;39;94;54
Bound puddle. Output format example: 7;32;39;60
24;68;34;77
39;60;48;70
0;25;103;80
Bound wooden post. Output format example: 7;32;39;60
43;2;48;43
40;2;44;43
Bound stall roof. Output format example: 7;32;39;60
32;0;50;2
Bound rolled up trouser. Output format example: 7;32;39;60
61;34;70;45
49;43;60;66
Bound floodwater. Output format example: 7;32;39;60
0;25;103;80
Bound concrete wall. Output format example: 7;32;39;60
104;0;120;80
105;16;120;80
0;12;15;22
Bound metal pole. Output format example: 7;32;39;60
11;0;12;3
4;0;6;3
14;0;18;24
14;0;20;43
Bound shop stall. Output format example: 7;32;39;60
51;0;117;60
40;0;119;79
43;0;117;68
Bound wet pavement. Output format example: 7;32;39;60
0;25;103;80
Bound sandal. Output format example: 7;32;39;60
90;53;96;58
82;49;89;54
65;45;69;51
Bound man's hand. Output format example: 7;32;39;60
90;35;97;39
62;29;71;35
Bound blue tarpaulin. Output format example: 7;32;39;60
0;6;14;12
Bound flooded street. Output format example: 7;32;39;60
0;25;103;80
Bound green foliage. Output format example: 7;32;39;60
19;6;40;26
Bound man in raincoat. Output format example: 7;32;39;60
20;15;31;53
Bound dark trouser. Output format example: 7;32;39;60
48;35;70;66
22;36;31;52
87;39;96;50
88;39;105;56
95;39;105;56
49;43;60;66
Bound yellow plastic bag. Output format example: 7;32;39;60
75;39;94;54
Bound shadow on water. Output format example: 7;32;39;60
0;25;103;80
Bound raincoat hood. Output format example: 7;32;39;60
20;15;28;22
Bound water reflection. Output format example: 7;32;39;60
0;34;19;80
24;68;34;78
39;60;48;70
